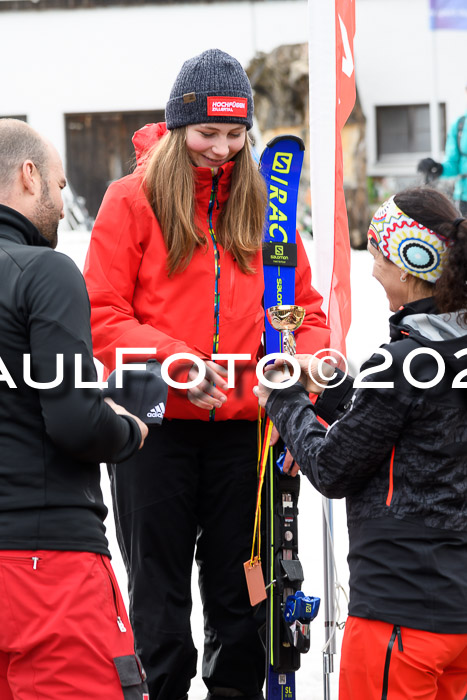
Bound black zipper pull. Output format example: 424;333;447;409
208;172;219;215
396;625;404;652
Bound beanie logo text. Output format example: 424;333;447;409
207;96;248;117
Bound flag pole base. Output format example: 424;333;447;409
323;652;335;700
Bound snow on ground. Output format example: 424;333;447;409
56;230;390;699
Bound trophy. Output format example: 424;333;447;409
264;304;305;382
266;304;306;356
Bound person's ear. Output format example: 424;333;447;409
20;159;41;195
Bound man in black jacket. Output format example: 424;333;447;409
0;118;149;699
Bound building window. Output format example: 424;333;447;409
65;110;164;219
0;115;27;122
376;104;446;159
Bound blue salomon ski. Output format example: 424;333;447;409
259;135;320;700
261;136;304;354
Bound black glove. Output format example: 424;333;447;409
417;157;443;181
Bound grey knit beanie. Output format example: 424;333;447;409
165;49;253;131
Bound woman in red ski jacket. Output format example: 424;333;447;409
84;49;330;700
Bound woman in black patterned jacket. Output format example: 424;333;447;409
255;187;467;700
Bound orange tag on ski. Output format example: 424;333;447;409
244;557;267;606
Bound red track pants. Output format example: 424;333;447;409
0;550;149;699
339;616;467;700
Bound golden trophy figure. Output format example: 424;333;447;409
266;304;306;357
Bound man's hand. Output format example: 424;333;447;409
186;360;229;411
104;397;149;449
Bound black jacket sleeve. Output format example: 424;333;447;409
265;381;412;499
17;250;142;463
313;368;355;424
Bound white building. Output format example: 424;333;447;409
1;0;466;218
356;0;467;181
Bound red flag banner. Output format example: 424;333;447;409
336;1;356;129
308;0;355;358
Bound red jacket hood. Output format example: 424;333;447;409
132;122;168;167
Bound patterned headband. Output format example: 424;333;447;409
368;196;449;283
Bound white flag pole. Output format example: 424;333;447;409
308;3;338;698
308;0;336;312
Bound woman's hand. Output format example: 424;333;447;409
253;379;273;408
186;360;229;411
253;365;285;407
253;356;335;478
254;372;300;475
259;354;335;395
294;353;335;393
104;397;149;449
270;425;300;477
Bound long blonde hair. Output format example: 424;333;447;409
143;127;267;276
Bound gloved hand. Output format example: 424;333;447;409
417;157;443;181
